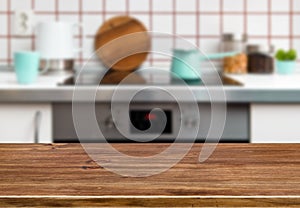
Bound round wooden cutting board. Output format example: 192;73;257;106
94;16;151;71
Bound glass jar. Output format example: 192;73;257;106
220;33;248;74
247;45;275;74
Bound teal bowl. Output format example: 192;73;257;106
276;61;296;75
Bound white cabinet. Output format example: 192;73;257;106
251;104;300;143
0;104;52;143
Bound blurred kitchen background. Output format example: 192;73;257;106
0;0;300;144
0;0;299;68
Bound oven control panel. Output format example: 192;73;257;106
53;103;249;142
100;103;200;141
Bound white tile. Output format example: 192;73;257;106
271;0;290;12
152;15;173;34
186;38;197;47
59;15;80;35
104;14;119;21
82;60;103;68
293;39;300;57
199;0;220;12
247;38;268;45
82;0;103;12
152;53;169;61
73;38;80;59
106;0;126;12
58;0;79;11
152;60;170;69
35;0;55;11
82;14;103;36
11;0;31;10
0;0;7;11
199;15;220;35
175;38;197;49
35;14;56;23
247;15;268;36
247;0;268;12
153;0;173;12
294;0;300;12
176;0;196;12
199;38;219;53
152;37;173;56
131;15;150;30
0;39;8;60
129;0;149;11
86;58;103;67
223;15;244;34
0;15;7;35
293;15;300;35
223;0;243;12
59;14;79;23
271;38;290;51
174;35;197;49
176;15;196;35
271;15;290;36
82;37;95;59
11;38;32;56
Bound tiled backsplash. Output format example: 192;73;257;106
0;0;299;67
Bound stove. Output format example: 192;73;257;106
60;70;243;86
54;69;248;143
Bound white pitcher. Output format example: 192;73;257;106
35;21;82;60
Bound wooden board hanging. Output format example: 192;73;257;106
94;16;151;72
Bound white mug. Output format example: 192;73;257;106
35;22;82;60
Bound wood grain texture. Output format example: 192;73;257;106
100;71;146;85
1;197;300;207
95;16;151;71
0;143;299;207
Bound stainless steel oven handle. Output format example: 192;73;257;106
34;111;42;143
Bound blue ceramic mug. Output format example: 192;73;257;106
14;51;40;84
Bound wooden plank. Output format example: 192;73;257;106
0;197;300;207
0;144;299;207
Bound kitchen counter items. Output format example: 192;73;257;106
247;44;275;74
221;33;248;74
35;22;83;74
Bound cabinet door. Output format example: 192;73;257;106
0;104;52;143
251;104;300;143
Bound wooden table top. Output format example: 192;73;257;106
0;143;299;207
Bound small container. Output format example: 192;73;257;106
276;60;296;75
247;45;275;74
220;33;248;74
220;33;247;52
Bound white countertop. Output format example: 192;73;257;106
0;71;72;89
226;72;300;89
0;69;300;102
2;69;300;90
